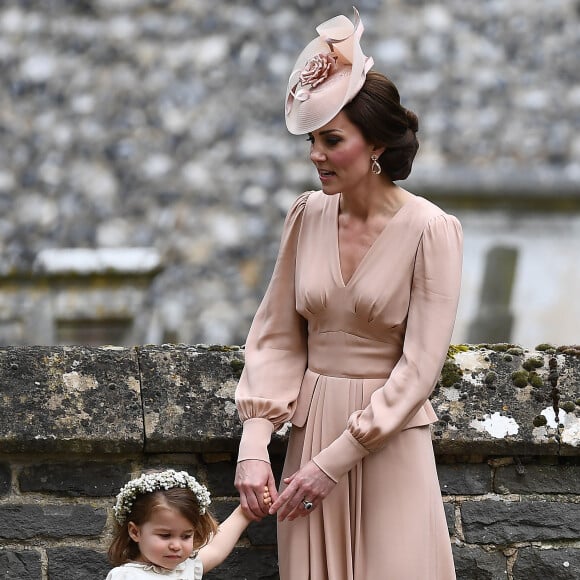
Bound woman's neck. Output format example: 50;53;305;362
339;180;412;221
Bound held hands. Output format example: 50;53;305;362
263;486;272;506
235;459;278;521
268;460;336;522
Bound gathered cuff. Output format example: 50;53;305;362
237;418;275;463
312;430;370;483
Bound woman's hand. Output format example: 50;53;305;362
268;460;336;522
235;459;278;521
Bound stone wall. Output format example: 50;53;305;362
0;343;579;580
1;0;579;349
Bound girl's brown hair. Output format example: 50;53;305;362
108;487;219;566
343;71;419;181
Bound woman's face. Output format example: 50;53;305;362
307;111;376;195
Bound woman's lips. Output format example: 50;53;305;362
318;169;335;181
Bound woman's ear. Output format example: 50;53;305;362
128;522;141;543
371;144;386;158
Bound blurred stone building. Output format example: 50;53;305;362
0;0;578;348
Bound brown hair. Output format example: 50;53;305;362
343;71;419;181
108;487;219;566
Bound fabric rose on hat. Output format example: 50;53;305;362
299;53;337;88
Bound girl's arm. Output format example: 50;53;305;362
197;506;253;573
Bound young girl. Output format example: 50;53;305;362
106;469;270;579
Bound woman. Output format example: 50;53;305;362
235;9;461;579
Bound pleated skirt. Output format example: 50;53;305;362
277;374;456;580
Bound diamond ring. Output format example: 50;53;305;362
302;499;313;511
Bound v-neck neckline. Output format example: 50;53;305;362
333;193;417;287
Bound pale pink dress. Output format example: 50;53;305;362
236;190;462;579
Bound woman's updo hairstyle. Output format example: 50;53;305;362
343;71;419;181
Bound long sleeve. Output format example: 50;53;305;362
313;213;463;481
235;192;310;463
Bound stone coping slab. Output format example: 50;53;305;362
0;345;142;453
137;344;244;453
431;344;580;456
0;344;578;456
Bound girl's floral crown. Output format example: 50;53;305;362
113;469;211;524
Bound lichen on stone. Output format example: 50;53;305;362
447;344;470;358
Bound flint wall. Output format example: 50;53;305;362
1;0;580;349
0;344;579;580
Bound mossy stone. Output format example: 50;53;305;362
528;371;543;388
484;371;498;385
536;343;555;352
439;360;463;388
447;344;470;358
230;358;245;378
511;370;529;388
522;357;544;371
533;415;548;427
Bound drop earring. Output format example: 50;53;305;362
371;154;382;175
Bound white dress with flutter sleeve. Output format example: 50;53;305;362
105;558;203;579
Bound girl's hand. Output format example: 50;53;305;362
263;486;272;506
234;459;278;521
268;460;336;522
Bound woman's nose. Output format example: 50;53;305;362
310;146;326;163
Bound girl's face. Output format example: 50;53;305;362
128;506;195;571
307;111;379;196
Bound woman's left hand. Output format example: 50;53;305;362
268;460;336;521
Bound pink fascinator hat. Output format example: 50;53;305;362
285;7;374;135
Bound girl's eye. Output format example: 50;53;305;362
183;533;193;540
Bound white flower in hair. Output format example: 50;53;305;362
113;469;211;524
